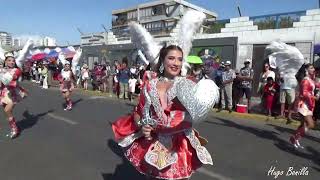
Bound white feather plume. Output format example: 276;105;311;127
266;41;304;89
129;22;162;65
176;10;205;60
55;47;62;53
137;49;149;65
15;39;34;68
71;48;82;74
68;46;76;52
58;52;68;66
175;10;206;76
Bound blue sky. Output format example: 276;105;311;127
0;0;318;45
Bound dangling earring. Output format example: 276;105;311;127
159;63;164;74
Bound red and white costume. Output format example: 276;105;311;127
290;76;320;148
60;69;74;92
297;77;319;116
112;72;213;179
0;68;26;105
0;67;27;138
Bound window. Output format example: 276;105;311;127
127;11;137;20
152;5;164;16
165;5;175;15
140;8;152;17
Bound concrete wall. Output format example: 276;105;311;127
195;9;320;69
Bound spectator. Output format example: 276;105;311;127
257;62;275;95
238;59;254;113
118;58;130;99
41;62;49;89
232;69;242;110
102;63;111;93
215;62;225;109
277;72;296;123
95;64;105;91
32;63;39;83
263;77;279;120
38;64;43;85
81;64;89;90
219;61;235;113
112;62;120;96
128;74;137;101
130;64;137;76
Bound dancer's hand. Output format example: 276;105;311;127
141;125;153;140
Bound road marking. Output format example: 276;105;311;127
197;167;233;180
88;96;108;100
48;113;78;125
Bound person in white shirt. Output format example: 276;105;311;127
128;74;137;101
257;62;275;95
81;64;89;90
278;72;296;123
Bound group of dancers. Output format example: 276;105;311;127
0;41;78;139
0;10;319;180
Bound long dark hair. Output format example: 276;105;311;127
296;63;313;82
154;45;183;76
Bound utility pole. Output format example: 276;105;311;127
101;24;108;32
76;28;84;35
101;24;109;44
236;0;242;17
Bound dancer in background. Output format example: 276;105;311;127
265;41;307;148
59;61;75;111
290;63;320;148
58;47;82;111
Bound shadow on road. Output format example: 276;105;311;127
205;118;320;168
17;109;54;132
267;124;320;144
101;139;146;180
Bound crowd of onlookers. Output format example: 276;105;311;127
77;57;145;101
211;57;320;123
25;55;320;121
26;57;146;102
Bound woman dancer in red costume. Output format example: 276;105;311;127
290;63;320;148
112;45;215;179
60;62;75;111
0;55;28;138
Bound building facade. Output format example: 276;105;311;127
0;31;13;47
79;1;320;96
80;0;218;66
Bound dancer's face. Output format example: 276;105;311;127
307;65;315;76
163;49;183;78
5;57;15;68
264;63;270;71
64;64;70;70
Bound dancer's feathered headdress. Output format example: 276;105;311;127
266;41;304;89
0;39;34;68
71;48;82;74
58;47;82;74
129;10;206;76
